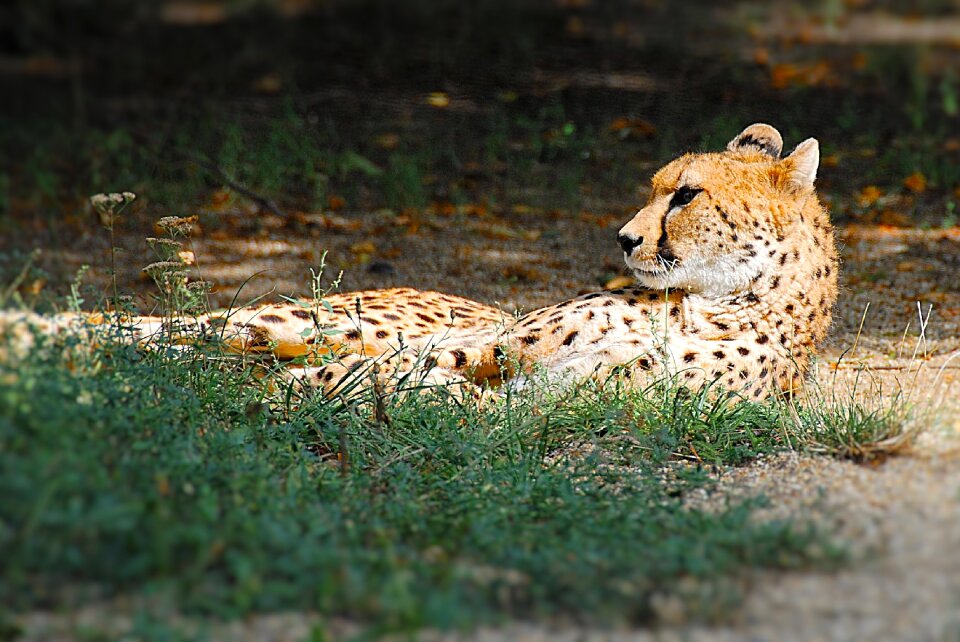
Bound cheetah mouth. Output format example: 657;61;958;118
627;260;679;276
631;265;668;275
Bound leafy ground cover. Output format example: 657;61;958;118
0;322;853;639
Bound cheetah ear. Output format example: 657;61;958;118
726;123;783;159
782;138;819;192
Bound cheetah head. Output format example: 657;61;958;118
617;123;820;297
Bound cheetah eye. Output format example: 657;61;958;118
669;186;703;210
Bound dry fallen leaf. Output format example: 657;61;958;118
876;209;910;227
475;223;541;241
251;73;283;94
856;185;883;208
375;133;400;150
769;60;831;89
430;201;457;217
350;241;376;256
381;248;402;260
209;189;232;208
425;92;450;108
502;265;543;282
852;51;868;70
821;154;840;167
511;204;537;215
565;15;584;36
903;172;927;193
458;203;489;217
608;117;656;140
895;261;917;272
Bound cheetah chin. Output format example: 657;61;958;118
627;253;769;298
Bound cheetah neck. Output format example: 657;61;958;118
681;199;838;357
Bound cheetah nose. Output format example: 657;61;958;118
618;233;642;255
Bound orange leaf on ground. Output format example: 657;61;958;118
502;265;543;282
577;211;617;228
770;63;798;89
381;248;402;259
608;117;656;139
876;210;911;227
209;189;231;207
895;261;918;272
856;185;883;207
350;241;376;256
565;16;584;36
251;73;282;94
903;172;927;193
328;195;346;211
425;92;449;108
431;201;456;216
375;133;400;150
458;203;489;217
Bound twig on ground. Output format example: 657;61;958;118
184;152;287;219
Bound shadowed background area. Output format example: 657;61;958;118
1;0;958;353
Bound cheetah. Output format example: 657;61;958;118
0;124;838;401
294;123;837;399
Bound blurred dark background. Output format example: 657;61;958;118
1;0;958;309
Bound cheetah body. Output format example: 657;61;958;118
0;124;839;400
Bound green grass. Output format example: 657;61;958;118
0;325;846;637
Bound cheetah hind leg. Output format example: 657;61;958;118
283;351;484;402
430;343;515;386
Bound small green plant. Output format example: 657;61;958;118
943;201;957;228
382;152;428;210
89;191;136;316
143;215;210;320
